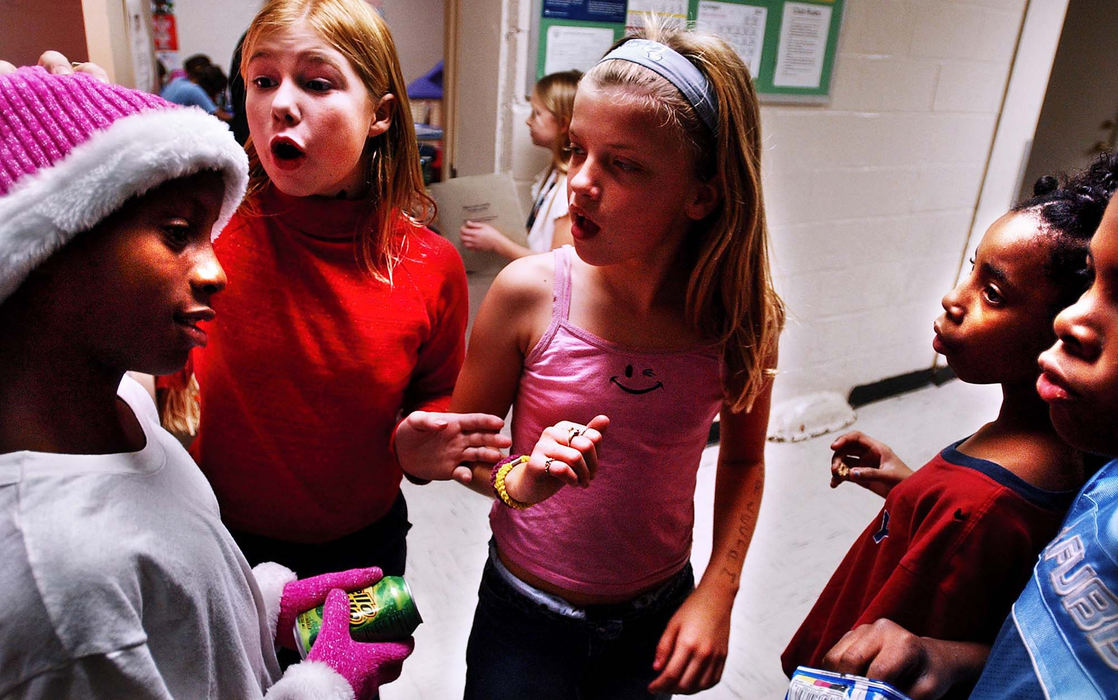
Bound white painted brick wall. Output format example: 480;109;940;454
761;0;1027;402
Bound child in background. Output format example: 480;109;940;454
823;170;1118;700
402;22;783;698
781;154;1118;698
166;0;507;581
161;54;230;121
0;63;409;699
459;70;579;260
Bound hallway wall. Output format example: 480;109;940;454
761;0;1027;402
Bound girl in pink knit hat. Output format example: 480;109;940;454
0;62;409;699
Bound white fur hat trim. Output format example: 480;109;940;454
0;107;247;302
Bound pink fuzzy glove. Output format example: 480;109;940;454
309;589;414;699
275;567;384;650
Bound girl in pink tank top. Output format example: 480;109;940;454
396;20;784;699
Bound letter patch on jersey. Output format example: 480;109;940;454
872;510;890;544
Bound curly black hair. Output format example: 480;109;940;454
1013;150;1118;309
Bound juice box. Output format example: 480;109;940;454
786;666;913;700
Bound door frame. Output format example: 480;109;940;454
441;0;458;181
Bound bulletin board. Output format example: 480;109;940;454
532;0;844;103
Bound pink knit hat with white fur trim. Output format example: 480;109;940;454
0;66;248;301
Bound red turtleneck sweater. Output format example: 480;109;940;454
188;188;467;542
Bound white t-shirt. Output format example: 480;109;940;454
525;167;569;253
0;376;281;698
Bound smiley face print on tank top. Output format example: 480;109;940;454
609;363;665;395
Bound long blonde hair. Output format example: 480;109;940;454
585;23;784;412
240;0;435;283
532;70;580;172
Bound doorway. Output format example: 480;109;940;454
1016;0;1118;200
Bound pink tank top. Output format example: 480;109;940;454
491;246;724;597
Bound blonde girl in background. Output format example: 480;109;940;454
162;0;508;592
401;21;784;699
459;70;580;259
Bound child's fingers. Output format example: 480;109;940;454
454;412;506;432
73;61;110;83
652;619;679;671
457;427;511;461
401;410;448;433
0;61;16;76
830;431;879;460
829;430;864;451
38;51;73;74
539;446;589;486
586;414;610;434
317;588;353;640
553;416;609;446
570;416;609;482
574;437;600;483
573;415;609;451
648;629;687;692
823;619;912;678
451;464;474;484
675;654;711;694
534;417;610;488
701;656;726;692
465;445;507;465
831;451;874;487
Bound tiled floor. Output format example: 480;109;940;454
382;378;1002;699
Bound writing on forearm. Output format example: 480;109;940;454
721;479;762;585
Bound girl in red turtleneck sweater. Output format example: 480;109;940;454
162;0;508;582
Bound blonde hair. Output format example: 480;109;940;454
240;0;434;283
586;23;784;412
532;70;580;171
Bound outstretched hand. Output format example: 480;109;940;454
822;618;990;700
503;415;609;505
394;410;511;482
829;431;913;498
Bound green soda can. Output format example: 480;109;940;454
294;575;422;658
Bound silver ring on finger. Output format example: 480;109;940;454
544;457;554;475
567;426;583;445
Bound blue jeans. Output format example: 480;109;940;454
464;545;694;700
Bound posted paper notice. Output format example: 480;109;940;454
695;2;767;78
773;2;832;88
544;25;617;75
626;0;688;31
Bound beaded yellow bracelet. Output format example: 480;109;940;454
491;454;531;510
